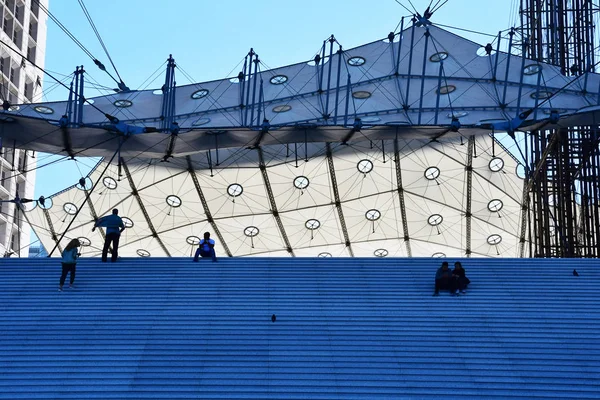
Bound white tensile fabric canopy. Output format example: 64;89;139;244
5;22;599;257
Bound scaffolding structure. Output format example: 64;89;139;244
520;0;600;257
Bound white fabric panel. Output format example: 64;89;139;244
215;213;284;256
292;243;349;257
117;236;169;258
403;193;464;251
351;239;407;258
343;193;403;244
158;221;217;257
409;239;465;258
279;204;341;249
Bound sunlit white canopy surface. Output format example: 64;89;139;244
6;21;599;257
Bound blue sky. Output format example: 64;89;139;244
34;0;516;198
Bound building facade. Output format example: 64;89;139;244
0;0;47;257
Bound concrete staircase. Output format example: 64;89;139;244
0;257;599;399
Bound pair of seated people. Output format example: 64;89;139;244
434;261;470;296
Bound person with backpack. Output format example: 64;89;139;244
193;232;217;262
59;239;81;291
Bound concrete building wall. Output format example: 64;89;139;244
0;0;48;257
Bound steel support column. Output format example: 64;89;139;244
257;147;294;255
325;143;354;257
186;156;232;257
121;159;171;257
465;136;474;257
393;139;412;257
42;209;62;255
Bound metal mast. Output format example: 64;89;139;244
520;0;600;257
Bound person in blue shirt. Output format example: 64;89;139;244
59;239;80;291
92;209;125;262
193;232;217;262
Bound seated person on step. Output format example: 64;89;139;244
193;232;217;262
434;261;456;296
452;261;470;295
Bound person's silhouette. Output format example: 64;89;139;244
193;232;217;262
93;209;125;262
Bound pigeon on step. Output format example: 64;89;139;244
573;269;579;277
271;314;276;323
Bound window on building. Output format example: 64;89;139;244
26;45;36;64
10;66;19;87
24;81;33;102
0;57;6;78
29;20;37;42
3;16;11;37
15;4;24;25
12;28;22;48
30;1;39;18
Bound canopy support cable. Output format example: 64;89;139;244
48;138;125;257
417;27;431;125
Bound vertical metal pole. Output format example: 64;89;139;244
318;42;326;93
434;61;444;125
533;67;543;121
417;28;430;125
257;80;264;127
516;40;528;115
66;78;74;124
493;32;501;81
244;50;255;126
77;66;85;126
344;74;351;126
239;55;248;124
333;46;343;124
324;36;335;119
72;67;79;124
395;17;405;75
161;56;173;128
249;57;259;127
501;29;515;107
